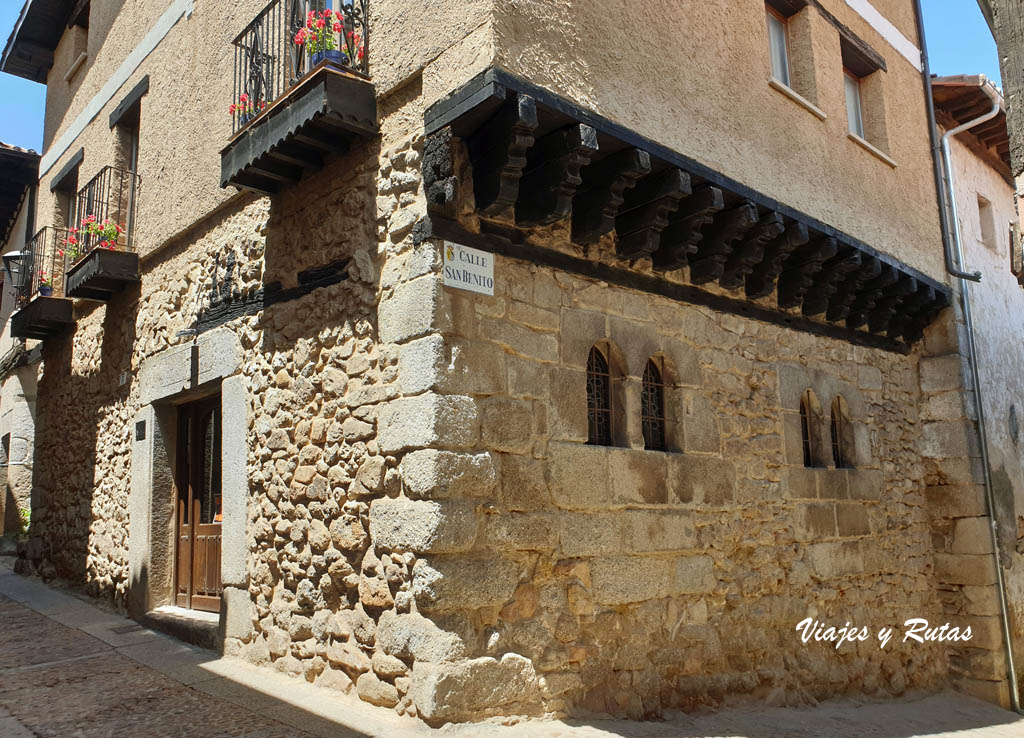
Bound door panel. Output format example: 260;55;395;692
175;394;223;612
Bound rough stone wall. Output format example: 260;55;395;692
363;238;953;721
26;72;440;715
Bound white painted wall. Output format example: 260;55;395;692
946;128;1024;667
948;132;1022;487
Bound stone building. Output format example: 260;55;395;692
1;0;1024;724
0;142;41;537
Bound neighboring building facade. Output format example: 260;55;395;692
0;143;40;536
931;74;1024;711
1;0;1022;723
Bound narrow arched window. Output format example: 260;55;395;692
800;389;819;468
642;359;666;451
586;346;612;446
831;395;852;468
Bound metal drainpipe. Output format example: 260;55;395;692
941;87;1022;713
914;0;1021;712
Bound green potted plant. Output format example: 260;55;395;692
294;9;364;69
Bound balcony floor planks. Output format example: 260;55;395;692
10;296;74;340
65;249;140;302
220;67;377;193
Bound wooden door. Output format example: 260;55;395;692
175;395;223;612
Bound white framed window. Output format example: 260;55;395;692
767;7;791;87
844;69;865;138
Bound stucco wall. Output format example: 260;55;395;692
490;0;946;282
943;127;1024;698
35;0;494;263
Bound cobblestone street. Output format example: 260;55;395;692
2;557;1024;738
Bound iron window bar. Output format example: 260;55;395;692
586;346;612;446
70;165;141;266
16;227;71;308
230;0;369;135
641;360;667;451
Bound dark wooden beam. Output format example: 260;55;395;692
426;214;911;353
653;185;724;272
614;168;691;260
689;200;758;285
777;236;837;309
868;274;916;334
745;221;810;299
801;246;861;316
228;171;281;194
888;282;935;340
424;126;458;217
248;160;304;183
571;148;651;245
292;130;348;152
469;93;538;220
902;291;950;343
719;210;785;290
517;124;599;226
270;142;323;169
826;254;881;323
847;263;899;328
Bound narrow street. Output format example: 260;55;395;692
1;558;1023;738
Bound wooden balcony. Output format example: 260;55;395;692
10;296;73;340
65;248;140;301
220;0;376;194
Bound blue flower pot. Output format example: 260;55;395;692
311;49;345;67
39;285;53;297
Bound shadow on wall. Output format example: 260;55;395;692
26;281;139;604
3;486;20;534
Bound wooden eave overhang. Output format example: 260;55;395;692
1;0;83;83
220;66;377;195
0;145;40;244
932;75;1010;177
422;67;951;353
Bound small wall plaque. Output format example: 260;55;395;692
136;420;146;441
443;242;494;296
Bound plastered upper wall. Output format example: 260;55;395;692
36;0;494;260
944;128;1024;648
491;0;946;282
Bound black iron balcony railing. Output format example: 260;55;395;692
17;226;70;308
70;165;140;265
230;0;369;134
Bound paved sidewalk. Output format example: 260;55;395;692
2;558;1024;737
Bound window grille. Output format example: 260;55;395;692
800;390;814;467
586;346;612;446
831;395;852;468
642;359;667;451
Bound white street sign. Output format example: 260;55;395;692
442;242;495;296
